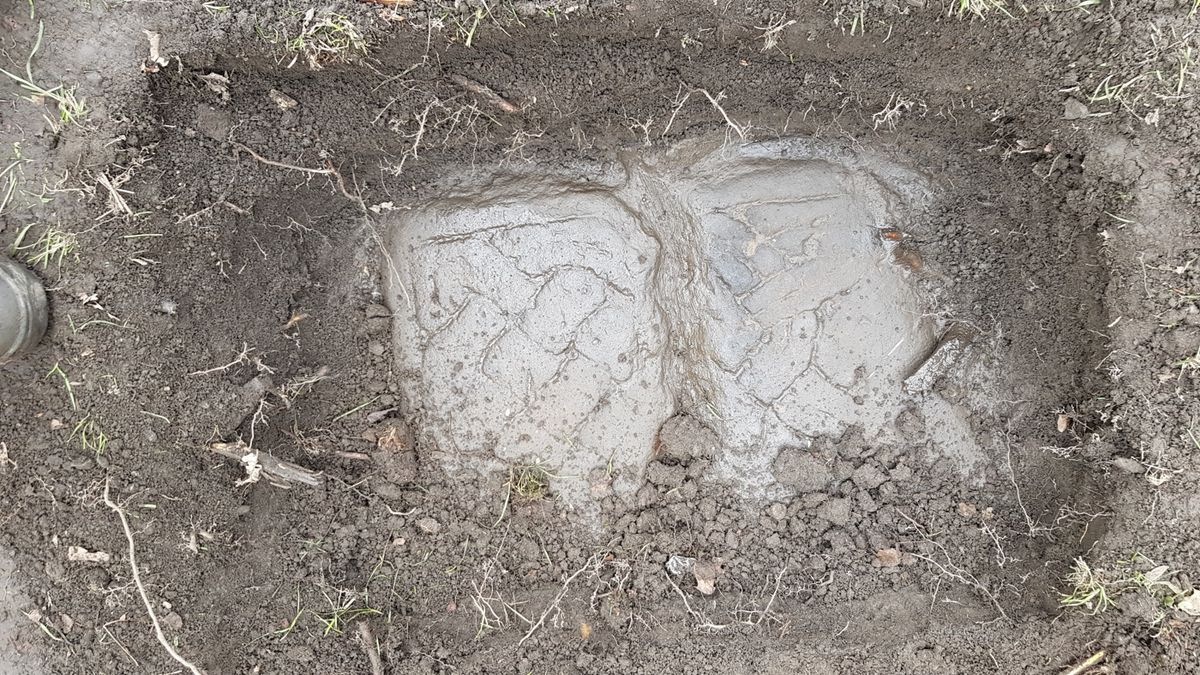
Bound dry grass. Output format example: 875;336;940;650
12;225;77;269
260;9;367;69
493;462;552;526
0;22;88;131
506;463;551;500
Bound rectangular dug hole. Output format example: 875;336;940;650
382;138;990;508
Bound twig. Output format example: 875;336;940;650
448;74;520;114
1062;650;1105;675
102;480;203;674
210;440;324;488
356;621;384;675
518;556;594;646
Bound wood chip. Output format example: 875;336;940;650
67;546;111;564
210;440;324;488
269;89;299;110
692;560;720;595
143;30;169;73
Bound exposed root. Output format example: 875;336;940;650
470;559;530;637
1062;650;1106;675
663;570;728;631
895;508;1015;625
94;171;133;219
518;554;597;646
661;86;750;141
1002;432;1053;538
189;342;254;376
729;565;787;627
355;621;384;675
232;142;335;175
102;480;203;675
871;92;916;130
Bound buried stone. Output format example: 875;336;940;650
386;138;982;508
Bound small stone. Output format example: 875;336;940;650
194;103;231;141
692;560;720;595
636;483;659;508
269;89;299;110
1111;457;1145;474
416;517;441;535
365;303;391;318
888;464;913;483
1064;98;1089;120
767;503;787;521
666;555;695;576
162;612;183;631
374;481;405;501
957;501;978;519
873;548;903;567
44;559;67;582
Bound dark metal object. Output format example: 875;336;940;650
0;257;48;361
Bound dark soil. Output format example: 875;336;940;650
1;0;1199;673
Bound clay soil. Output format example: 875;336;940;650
2;0;1200;673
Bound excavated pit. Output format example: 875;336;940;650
387;138;990;507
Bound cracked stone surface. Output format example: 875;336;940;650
387;139;945;507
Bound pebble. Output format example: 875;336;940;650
767;503;787;520
1063;98;1090;120
1111;456;1145;474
